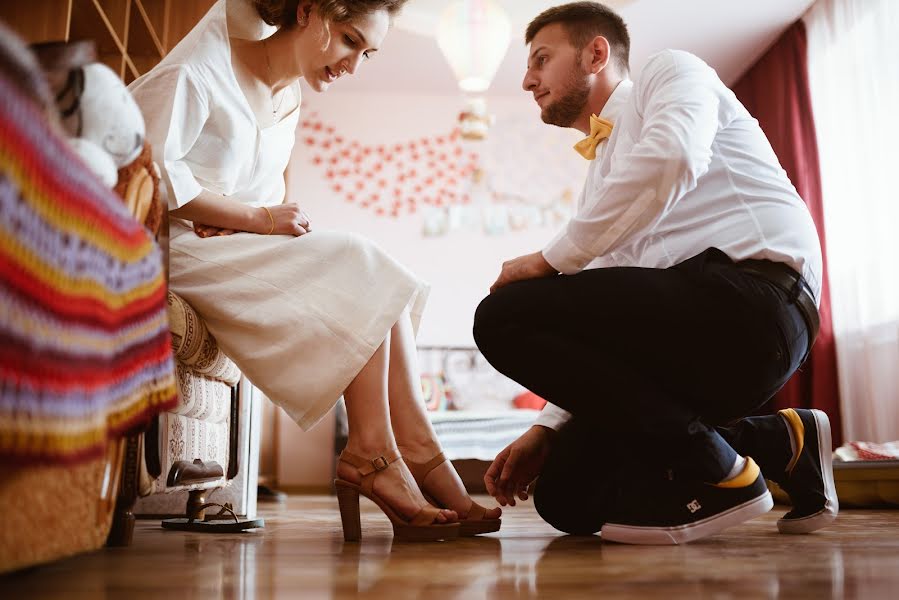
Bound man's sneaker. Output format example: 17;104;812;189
773;408;838;534
600;457;773;545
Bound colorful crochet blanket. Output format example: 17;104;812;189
0;74;177;465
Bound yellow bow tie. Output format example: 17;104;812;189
573;114;614;160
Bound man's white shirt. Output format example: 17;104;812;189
534;50;822;432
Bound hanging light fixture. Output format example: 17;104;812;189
436;0;511;94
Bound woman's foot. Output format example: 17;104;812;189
398;441;502;521
337;442;457;524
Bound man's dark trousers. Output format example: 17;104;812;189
473;247;812;534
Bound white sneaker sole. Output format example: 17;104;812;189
777;409;839;534
600;490;774;545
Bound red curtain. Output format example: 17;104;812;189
732;20;842;446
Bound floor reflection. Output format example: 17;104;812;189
1;500;898;600
323;529;863;599
330;534;504;598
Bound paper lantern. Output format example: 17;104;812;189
436;0;511;94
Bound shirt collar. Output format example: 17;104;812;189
599;79;633;124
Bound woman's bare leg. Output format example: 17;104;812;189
387;310;501;519
339;330;455;523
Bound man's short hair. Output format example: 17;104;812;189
525;2;630;74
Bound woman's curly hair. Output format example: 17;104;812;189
254;0;409;28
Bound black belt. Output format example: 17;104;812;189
735;259;820;362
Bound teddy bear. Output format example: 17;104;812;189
56;61;146;188
31;40;163;236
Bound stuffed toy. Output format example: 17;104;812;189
31;41;163;236
114;142;164;236
55;61;146;188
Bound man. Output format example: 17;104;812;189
473;2;838;544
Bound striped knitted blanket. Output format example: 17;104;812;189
0;73;177;466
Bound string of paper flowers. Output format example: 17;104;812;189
298;110;586;236
299;112;477;218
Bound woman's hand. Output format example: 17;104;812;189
173;191;313;237
182;196;312;238
194;223;237;238
263;202;312;236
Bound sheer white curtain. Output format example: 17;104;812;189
804;0;899;442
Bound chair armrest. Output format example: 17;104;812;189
167;291;240;385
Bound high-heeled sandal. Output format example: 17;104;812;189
334;449;460;542
404;452;502;536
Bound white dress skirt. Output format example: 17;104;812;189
169;227;428;430
130;0;428;429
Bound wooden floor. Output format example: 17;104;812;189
2;495;898;599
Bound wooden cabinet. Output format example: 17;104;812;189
0;0;216;82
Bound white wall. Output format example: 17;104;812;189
287;90;585;346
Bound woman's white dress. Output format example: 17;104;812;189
129;0;428;430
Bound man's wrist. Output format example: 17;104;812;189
532;424;557;440
542;236;591;275
536;252;558;276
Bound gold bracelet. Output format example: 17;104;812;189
261;206;275;235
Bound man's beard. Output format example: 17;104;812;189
541;60;590;128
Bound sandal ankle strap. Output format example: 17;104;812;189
340;449;402;496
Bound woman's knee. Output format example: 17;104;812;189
310;230;382;260
337;230;379;256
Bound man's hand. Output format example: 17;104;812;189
484;425;555;507
490;251;557;294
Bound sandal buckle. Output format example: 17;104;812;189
371;456;389;471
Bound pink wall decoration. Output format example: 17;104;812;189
300;112;479;219
298;107;585;238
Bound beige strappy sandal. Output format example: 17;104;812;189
334;449;460;542
404;452;502;537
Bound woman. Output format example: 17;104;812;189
128;0;500;541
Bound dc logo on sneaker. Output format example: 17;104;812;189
686;500;702;513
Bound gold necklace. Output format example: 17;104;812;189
262;38;287;117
